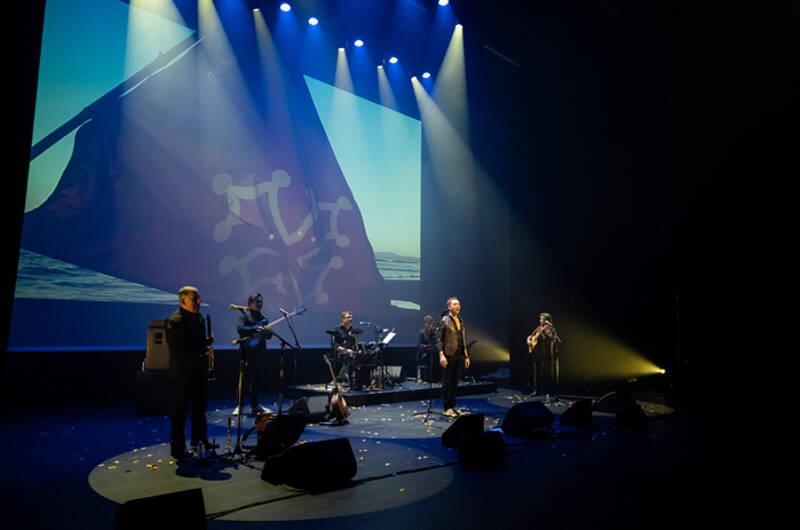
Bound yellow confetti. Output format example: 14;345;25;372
151;466;159;470
156;459;163;463
107;466;117;470
132;460;140;464
400;488;406;492
385;463;391;466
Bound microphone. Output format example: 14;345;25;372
230;304;247;311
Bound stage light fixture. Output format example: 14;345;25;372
354;39;364;47
308;17;319;26
422;72;431;78
439;0;450;6
389;56;398;64
279;3;291;12
338;47;345;52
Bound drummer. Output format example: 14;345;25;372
330;311;365;390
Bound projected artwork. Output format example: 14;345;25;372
11;0;421;349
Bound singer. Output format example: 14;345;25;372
330;311;365;391
234;293;272;415
164;286;213;460
438;297;470;417
526;312;561;400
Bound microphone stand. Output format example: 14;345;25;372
269;330;297;414
414;316;448;423
280;308;303;388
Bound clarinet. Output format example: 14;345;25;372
206;314;216;381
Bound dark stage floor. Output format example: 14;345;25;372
0;387;701;529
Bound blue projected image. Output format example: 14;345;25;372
12;0;423;349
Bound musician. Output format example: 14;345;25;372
235;293;272;416
330;311;363;390
438;297;470;417
164;286;213;460
526;312;561;399
416;315;437;382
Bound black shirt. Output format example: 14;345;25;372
331;325;357;352
237;309;270;352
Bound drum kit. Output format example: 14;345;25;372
325;323;397;390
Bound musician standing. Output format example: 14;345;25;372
165;286;213;460
416;315;437;382
526;312;561;400
331;311;361;390
235;293;272;415
438;297;470;417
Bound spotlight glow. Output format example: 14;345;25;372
422;72;431;78
308;17;319;26
389;56;398;64
279;3;291;12
439;0;450;6
354;39;364;47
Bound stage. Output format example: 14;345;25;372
285;377;498;407
0;386;699;529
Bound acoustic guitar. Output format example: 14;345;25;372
323;354;349;421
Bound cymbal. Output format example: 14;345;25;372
349;328;364;335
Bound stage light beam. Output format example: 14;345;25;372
335;47;354;93
433;23;468;139
377;65;397;110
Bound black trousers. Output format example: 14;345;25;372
243;351;261;410
441;354;465;410
530;352;555;395
169;360;208;452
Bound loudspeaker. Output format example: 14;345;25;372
442;413;485;448
458;431;506;468
254;414;306;459
261;437;357;491
115;488;205;529
133;369;169;416
146;320;169;370
288;396;329;423
560;399;593;428
501;401;554;436
594;391;646;429
386;365;404;379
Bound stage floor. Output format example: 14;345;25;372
0;387;700;529
285;377;498;406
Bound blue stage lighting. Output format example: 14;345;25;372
308;17;319;26
439;0;450;6
279;3;291;12
354;39;364;47
422;72;431;79
389;56;398;64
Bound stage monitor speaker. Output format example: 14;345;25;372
594;391;646;429
458;431;506;468
560;399;593;428
501;401;554;436
254;414;307;459
288;396;329;423
261;437;356;491
386;365;404;379
133;369;169;416
146;320;169;370
442;413;484;448
115;488;205;529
